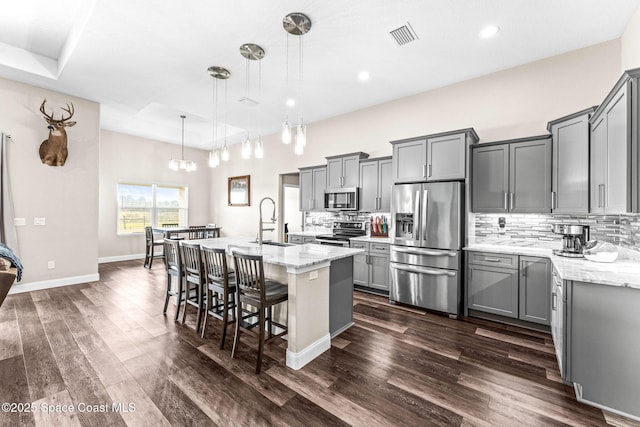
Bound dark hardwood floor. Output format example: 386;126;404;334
0;260;638;426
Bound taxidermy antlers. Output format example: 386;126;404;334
39;99;76;166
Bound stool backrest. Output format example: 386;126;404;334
202;246;230;283
145;226;154;243
181;242;203;278
163;239;182;274
232;252;265;299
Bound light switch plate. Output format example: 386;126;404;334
14;218;25;226
34;217;46;226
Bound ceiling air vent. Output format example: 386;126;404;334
389;22;418;46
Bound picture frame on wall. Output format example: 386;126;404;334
228;175;250;206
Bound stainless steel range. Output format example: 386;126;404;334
315;221;366;247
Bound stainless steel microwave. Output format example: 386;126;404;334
324;187;359;211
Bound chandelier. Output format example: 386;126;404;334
168;115;196;172
239;43;265;159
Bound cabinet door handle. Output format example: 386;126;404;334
422;164;427;178
551;191;557;210
509;193;515;211
504;192;508;210
598;184;605;208
552;292;557;311
427;164;432;177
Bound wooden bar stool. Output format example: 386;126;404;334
201;246;236;348
144;226;164;268
180;242;206;331
163;239;184;321
231;251;288;374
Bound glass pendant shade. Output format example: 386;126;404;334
282;120;292;144
221;143;230;161
255;137;264;159
209;150;220;168
241;135;252;159
168;158;179;171
296;122;306;147
294;139;304;156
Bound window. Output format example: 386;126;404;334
117;183;188;234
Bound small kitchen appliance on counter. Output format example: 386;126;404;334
552;223;590;257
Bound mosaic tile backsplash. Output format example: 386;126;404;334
474;213;640;250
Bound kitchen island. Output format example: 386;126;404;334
183;237;364;370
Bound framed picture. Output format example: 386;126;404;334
228;175;250;206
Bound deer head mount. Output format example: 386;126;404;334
39;99;76;166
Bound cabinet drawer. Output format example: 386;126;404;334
302;236;316;243
369;243;390;255
350;241;368;250
467;251;518;269
288;235;303;244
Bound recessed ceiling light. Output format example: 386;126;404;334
358;71;370;82
479;25;500;39
286;98;295;107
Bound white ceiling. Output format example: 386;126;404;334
1;0;639;149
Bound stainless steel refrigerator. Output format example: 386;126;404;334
390;181;463;316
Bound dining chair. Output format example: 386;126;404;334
188;225;207;240
162;223;183;240
231;251;288;374
163;239;185;321
180;242;206;331
205;223;219;238
144;226;164;268
201;246;236;348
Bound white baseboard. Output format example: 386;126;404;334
331;321;354;338
9;273;100;295
98;253;145;263
286;333;331;370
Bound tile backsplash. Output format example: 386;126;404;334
304;211;390;235
474;213;640;250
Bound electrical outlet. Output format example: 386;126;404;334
34;217;46;226
309;270;318;280
14;218;25;226
47;261;55;269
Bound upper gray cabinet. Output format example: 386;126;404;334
326;152;369;188
547;107;596;214
359;157;392;212
299;165;326;212
471;135;552;213
391;129;478;183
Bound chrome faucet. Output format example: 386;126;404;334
258;197;277;245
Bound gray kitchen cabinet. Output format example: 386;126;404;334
391;129;478;184
467;252;519;318
288;234;316;245
326;152;368;188
471;135;552;213
590;83;629;214
350;240;390;292
427;132;466;181
550;265;567;381
299;165;326;211
359;156;392;212
567;280;640;420
548;107;595;214
518;256;551;325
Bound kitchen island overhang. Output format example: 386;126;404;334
182;237;364;370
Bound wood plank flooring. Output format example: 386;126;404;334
0;259;638;426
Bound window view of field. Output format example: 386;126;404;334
117;183;187;234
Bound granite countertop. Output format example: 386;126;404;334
465;238;640;289
350;236;392;244
182;237;364;272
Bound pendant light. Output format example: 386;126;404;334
283;12;311;155
207;66;231;168
239;43;265;160
169;115;196;172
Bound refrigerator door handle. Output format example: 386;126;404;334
421;190;429;244
391;246;457;257
414;190;421;242
390;262;456;277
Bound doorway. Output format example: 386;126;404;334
278;173;301;242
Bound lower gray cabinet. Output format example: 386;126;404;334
519;256;551;325
350;241;390;292
467;253;519;318
466;251;551;326
288;234;316;245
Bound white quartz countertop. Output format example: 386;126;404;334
465;238;640;289
182;237;364;271
349;236;392;244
